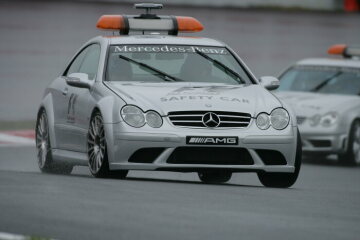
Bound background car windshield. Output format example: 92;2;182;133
106;45;252;84
278;65;360;95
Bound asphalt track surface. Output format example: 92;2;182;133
0;146;360;240
0;1;360;239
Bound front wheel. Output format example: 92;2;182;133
87;112;128;179
257;130;302;188
338;120;360;166
36;109;73;174
198;170;232;184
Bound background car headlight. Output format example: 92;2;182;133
256;113;270;130
270;108;290;130
309;112;338;127
320;112;338;127
308;114;322;127
121;105;145;128
145;111;163;128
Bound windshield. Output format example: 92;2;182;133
106;45;252;84
278;65;360;96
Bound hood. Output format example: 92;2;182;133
106;82;282;116
275;91;359;117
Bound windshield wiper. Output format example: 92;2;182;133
310;71;343;92
118;55;183;82
194;49;245;84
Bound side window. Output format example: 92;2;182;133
78;44;101;80
65;48;89;77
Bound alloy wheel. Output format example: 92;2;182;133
36;112;50;169
88;115;106;174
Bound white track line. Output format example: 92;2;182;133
0;133;34;147
0;232;55;240
0;232;28;240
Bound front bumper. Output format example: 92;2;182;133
298;122;348;155
106;121;298;173
300;131;348;155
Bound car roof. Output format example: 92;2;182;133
296;58;360;69
103;35;226;47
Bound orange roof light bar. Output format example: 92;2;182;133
96;15;125;30
327;44;360;58
176;16;204;33
327;44;347;55
97;3;204;35
96;14;204;35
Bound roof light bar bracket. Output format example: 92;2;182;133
120;15;130;35
169;16;179;36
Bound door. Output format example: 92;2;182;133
54;45;90;150
63;44;101;152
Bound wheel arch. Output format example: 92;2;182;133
90;96;126;167
94;95;124;124
342;110;360;150
37;93;57;149
345;117;360;149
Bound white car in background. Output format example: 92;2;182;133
276;45;360;165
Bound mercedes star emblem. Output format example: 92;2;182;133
202;112;220;128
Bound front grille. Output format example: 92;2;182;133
168;111;251;128
167;147;254;165
297;116;306;125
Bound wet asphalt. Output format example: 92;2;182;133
0;146;359;240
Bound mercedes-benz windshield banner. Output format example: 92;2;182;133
112;45;229;55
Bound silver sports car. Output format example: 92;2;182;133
36;4;301;187
276;44;360;165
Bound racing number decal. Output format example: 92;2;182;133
67;93;78;123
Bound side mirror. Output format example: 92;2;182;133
66;73;92;89
259;76;280;90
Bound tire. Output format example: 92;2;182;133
257;129;302;188
36;109;73;174
338;120;360;166
87;111;128;179
198;170;232;184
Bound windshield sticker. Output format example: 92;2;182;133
160;95;249;103
113;45;229;55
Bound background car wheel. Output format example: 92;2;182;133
338;120;360;166
36;109;73;174
87;111;128;178
257;129;302;188
198;170;232;184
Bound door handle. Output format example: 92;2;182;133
62;88;68;96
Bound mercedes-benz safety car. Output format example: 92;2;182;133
36;3;301;187
276;44;360;165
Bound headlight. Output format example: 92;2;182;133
320;112;338;127
256;113;271;130
270;108;290;130
145;111;163;128
308;114;322;127
309;112;338;127
121;105;145;128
